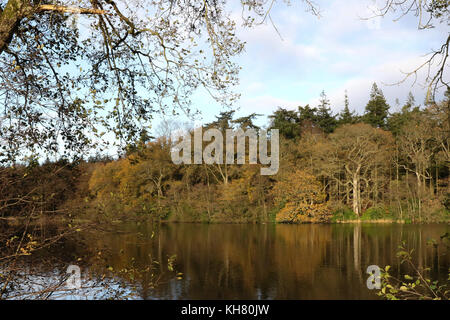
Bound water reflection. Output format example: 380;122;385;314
4;223;449;299
98;223;449;300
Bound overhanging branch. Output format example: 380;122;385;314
37;4;107;15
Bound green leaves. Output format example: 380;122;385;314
167;254;177;272
377;240;449;301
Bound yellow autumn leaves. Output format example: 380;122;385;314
272;170;331;223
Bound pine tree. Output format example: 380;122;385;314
269;107;302;140
232;113;261;130
298;104;317;123
338;90;356;125
364;83;390;129
207;110;235;131
403;92;416;112
316;90;337;133
387;92;420;135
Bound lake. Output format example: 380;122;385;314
2;222;449;299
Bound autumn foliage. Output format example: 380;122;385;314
272;170;330;223
2;89;448;224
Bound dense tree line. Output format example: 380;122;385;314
3;83;446;224
0;1;448;224
86;84;450;223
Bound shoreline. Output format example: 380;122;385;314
1;215;448;226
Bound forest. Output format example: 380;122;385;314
2;84;448;224
0;0;449;302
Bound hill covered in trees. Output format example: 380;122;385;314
1;84;449;224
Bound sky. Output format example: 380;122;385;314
5;1;446;162
158;0;448;130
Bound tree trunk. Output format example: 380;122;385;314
352;171;361;216
0;1;106;54
415;170;422;220
346;164;362;216
0;0;32;54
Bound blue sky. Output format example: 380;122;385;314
158;0;448;130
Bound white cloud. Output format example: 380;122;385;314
182;0;448;125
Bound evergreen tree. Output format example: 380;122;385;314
387;93;420;135
403;92;416;111
298;104;317;123
232;113;261;130
364;83;390;129
316;90;337;133
207;110;235;131
269;107;302;140
338;90;356;125
297;104;319;135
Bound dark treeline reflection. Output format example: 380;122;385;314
4;223;448;299
90;223;448;300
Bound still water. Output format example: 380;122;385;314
6;223;450;299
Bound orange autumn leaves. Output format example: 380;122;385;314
272;170;331;223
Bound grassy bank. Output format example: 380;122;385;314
330;205;449;224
